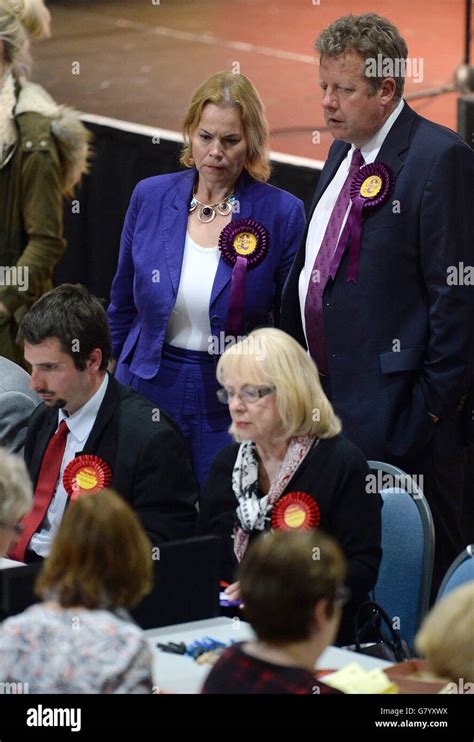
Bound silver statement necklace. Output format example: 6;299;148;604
189;189;236;223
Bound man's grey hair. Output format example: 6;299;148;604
0;448;33;523
315;13;408;101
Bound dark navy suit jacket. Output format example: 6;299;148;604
282;103;474;460
108;168;305;378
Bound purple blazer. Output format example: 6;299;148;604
108;168;305;379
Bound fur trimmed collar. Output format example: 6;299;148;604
2;74;93;195
0;73;17;156
15;76;60;118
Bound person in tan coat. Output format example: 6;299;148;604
0;0;91;365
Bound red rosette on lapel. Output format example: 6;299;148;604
329;162;393;284
63;455;112;501
218;218;269;338
271;492;321;531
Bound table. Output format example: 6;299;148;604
145;617;392;694
0;558;26;569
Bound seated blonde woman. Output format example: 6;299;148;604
202;530;346;694
415;582;474;686
0;489;153;693
0;447;33;557
198;327;382;645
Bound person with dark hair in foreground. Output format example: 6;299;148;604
202;530;345;694
8;284;198;563
0;490;154;693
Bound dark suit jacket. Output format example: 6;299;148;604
282;103;474;460
108;168;305;379
198;434;382;645
24;375;198;545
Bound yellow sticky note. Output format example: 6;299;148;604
321;662;399;694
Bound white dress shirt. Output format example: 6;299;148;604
165;232;220;351
299;99;405;343
30;374;109;557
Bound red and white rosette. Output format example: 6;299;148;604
271;491;321;531
63;455;112;501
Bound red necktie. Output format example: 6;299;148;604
9;420;69;562
304;148;364;375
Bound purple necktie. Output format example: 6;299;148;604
304;148;364;375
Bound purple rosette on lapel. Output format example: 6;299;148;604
330;163;393;283
219;218;269;337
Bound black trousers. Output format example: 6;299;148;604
321;375;467;601
463;447;474;545
396;423;466;601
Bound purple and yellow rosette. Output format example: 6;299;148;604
63;454;112;501
271;492;321;532
329;162;393;283
219;218;269;337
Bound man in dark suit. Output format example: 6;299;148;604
8;284;198;563
281;13;474;594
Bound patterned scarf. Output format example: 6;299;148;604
232;435;316;561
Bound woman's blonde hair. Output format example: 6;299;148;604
0;447;33;524
36;489;153;610
216;327;342;442
415;582;474;683
180;71;271;182
0;0;50;75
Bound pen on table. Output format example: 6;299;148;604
204;636;226;649
156;642;186;654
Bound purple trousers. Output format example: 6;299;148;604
116;343;232;488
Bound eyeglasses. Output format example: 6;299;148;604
216;386;276;405
0;521;24;538
334;585;351;607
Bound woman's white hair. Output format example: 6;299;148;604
0;447;33;523
415;583;474;683
0;0;50;76
216;327;342;442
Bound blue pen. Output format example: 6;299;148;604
187;641;199;657
204;636;226;648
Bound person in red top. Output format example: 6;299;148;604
201;529;346;694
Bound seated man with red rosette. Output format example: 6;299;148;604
8;284;198;564
198;327;382;645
